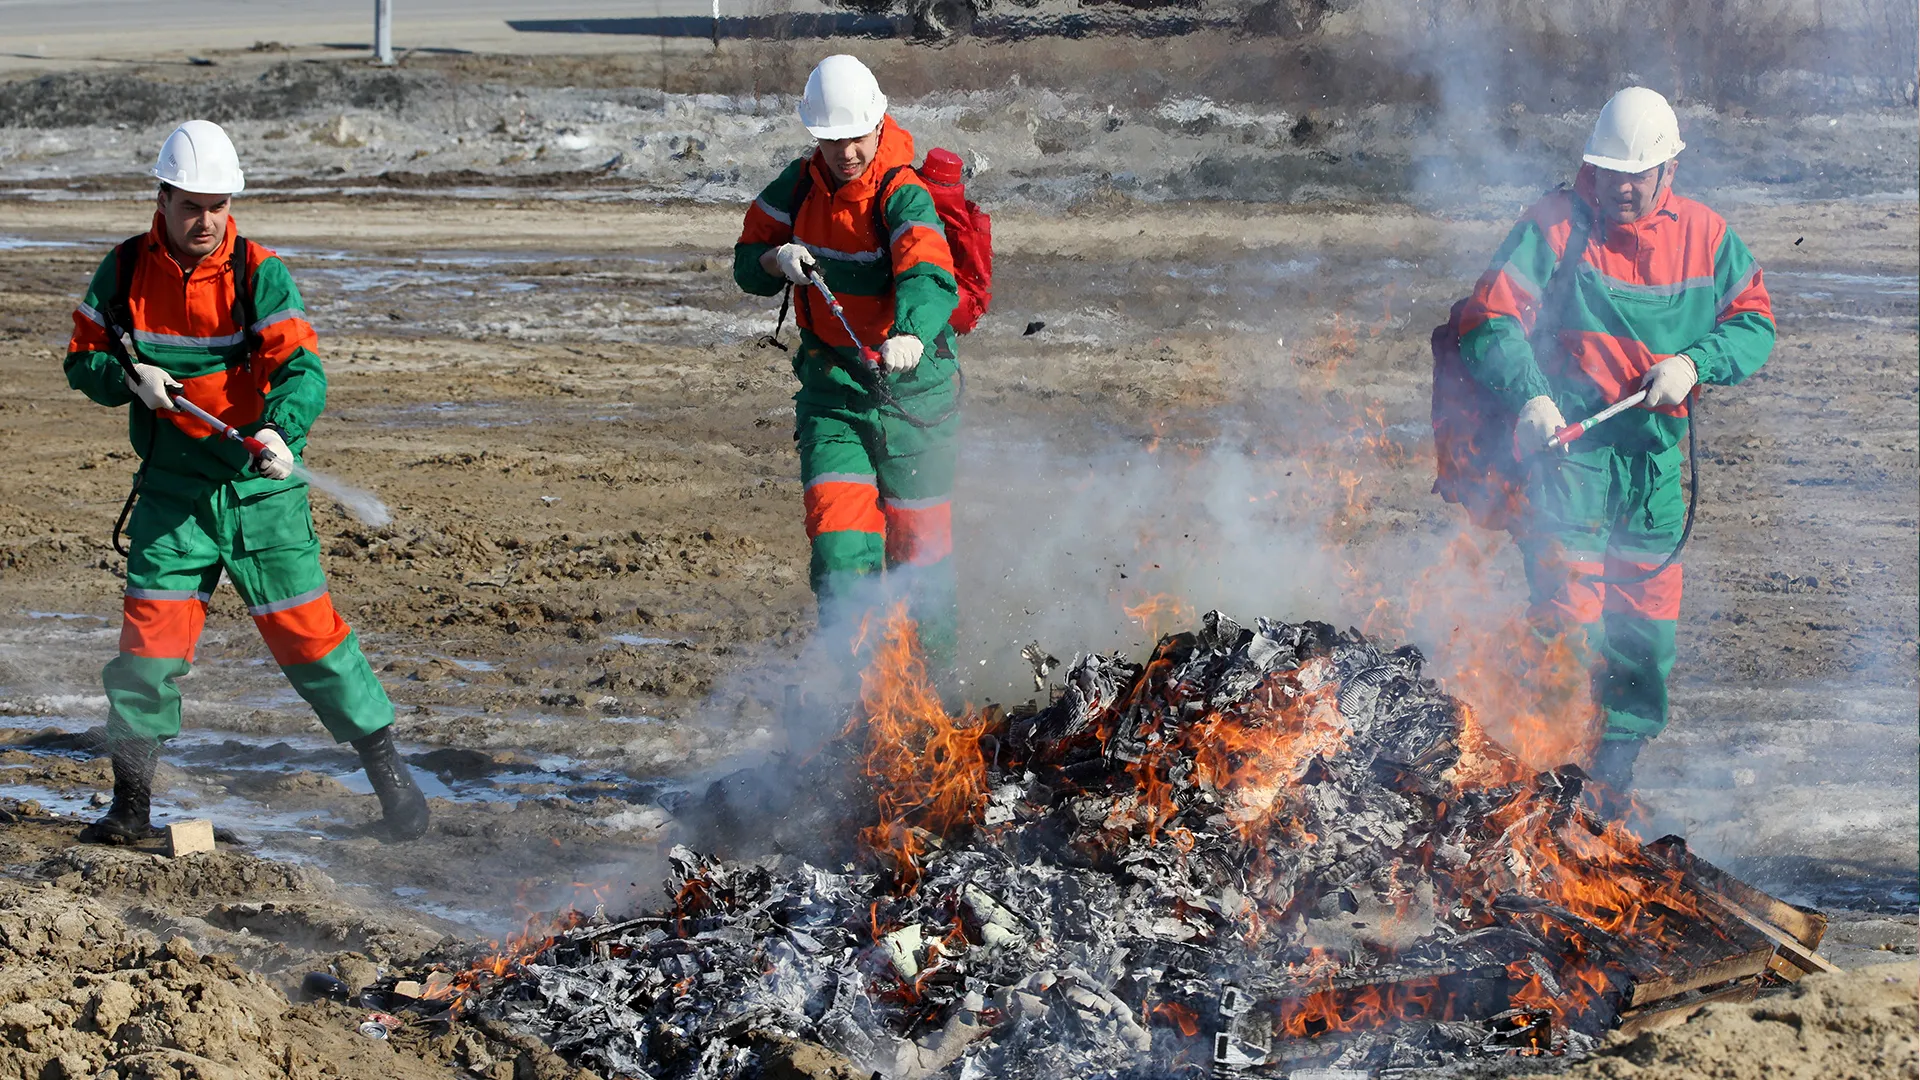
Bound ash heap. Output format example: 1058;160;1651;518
460;610;1827;1079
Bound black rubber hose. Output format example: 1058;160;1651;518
1584;397;1699;586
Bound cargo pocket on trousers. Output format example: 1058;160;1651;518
237;487;316;553
1641;447;1688;536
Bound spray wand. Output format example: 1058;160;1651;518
1543;390;1648;452
169;393;271;461
1537;387;1699;586
805;269;883;368
797;268;962;432
167;393;391;527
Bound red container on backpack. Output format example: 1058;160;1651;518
919;148;993;334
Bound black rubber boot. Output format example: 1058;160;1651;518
1587;737;1646;819
352;727;430;841
78;737;161;845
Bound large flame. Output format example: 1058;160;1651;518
849;602;989;888
1185;662;1348;843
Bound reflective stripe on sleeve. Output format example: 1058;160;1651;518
1716;264;1761;315
249;308;309;334
889;220;945;246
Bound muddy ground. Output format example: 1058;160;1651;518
0;40;1915;1080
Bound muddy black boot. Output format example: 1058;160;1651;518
78;737;161;845
352;728;430;841
1587;737;1646;819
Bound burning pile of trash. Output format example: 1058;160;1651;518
435;609;1826;1079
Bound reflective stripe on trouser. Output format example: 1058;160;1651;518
1519;443;1686;741
796;396;959;672
104;482;394;744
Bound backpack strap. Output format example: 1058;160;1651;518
106;234;144;359
762;160;821;353
1530;195;1593;351
786;162;816;241
104;233;153;559
230;234;260;367
869;164;911;273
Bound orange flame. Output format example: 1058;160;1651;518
1121;591;1196;642
849;602;989;888
440;907;592;1005
1186;664;1348;843
1277;977;1454;1038
1151;1000;1201;1036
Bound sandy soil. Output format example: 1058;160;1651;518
1513;961;1918;1080
0;795;541;1080
0;42;1914;1080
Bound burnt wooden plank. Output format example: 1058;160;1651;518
1638;838;1840;980
1615;978;1760;1037
1645;836;1827;949
1713;896;1843;980
1627;946;1774;1008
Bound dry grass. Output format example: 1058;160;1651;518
630;0;1919;110
4;0;1908;116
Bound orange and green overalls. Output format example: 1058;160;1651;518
734;117;963;671
65;215;395;747
1459;166;1775;742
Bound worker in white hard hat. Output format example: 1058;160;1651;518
1452;87;1776;807
63;119;430;845
733;55;966;681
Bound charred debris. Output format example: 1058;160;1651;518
375;611;1829;1079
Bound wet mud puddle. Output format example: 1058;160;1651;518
282;243;772;346
0;709;683;935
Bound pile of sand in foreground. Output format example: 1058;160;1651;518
1520;961;1918;1080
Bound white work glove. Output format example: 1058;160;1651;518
252;427;294;481
1513;395;1567;460
126;363;182;411
878;335;923;375
1641;354;1698;409
771;243;818;284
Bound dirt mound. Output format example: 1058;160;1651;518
0;879;362;1080
0;801;556;1080
0;63;416;128
1528;962;1919;1080
38;843;326;903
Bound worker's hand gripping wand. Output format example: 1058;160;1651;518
104;341;391;527
167;394;274;462
1537;387;1697;586
1542;390;1649;452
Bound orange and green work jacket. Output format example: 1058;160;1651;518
1459;164;1776;453
65;213;323;501
733;115;961;404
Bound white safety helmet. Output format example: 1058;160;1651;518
798;55;887;140
1582;87;1684;174
152;120;246;195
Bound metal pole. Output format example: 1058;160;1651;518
712;0;721;47
374;0;394;65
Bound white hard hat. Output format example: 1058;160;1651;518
798;55;887;140
1582;87;1685;174
152;120;246;195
